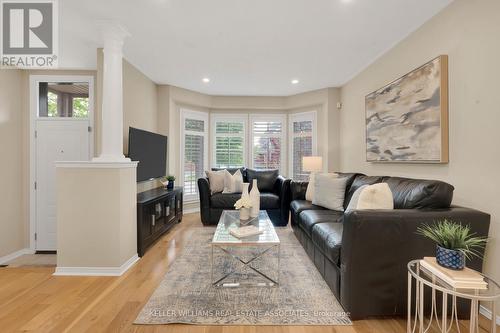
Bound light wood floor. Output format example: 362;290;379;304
0;213;495;333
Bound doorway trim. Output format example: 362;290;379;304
29;75;95;251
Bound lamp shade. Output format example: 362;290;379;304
302;156;323;172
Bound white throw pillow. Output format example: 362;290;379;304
345;185;368;211
312;175;348;211
223;169;243;193
205;170;225;194
306;173;338;202
357;183;394;210
346;183;394;211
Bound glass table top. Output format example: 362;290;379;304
408;260;500;301
212;210;280;246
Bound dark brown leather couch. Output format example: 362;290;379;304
290;173;490;319
198;168;291;226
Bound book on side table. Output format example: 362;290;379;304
420;257;487;290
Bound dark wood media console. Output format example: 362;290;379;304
137;186;183;256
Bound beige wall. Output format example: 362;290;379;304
161;86;341;183
0;70;24;258
339;0;500;315
0;68;97;259
56;165;137;268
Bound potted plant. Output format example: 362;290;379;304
234;196;252;221
160;175;176;189
417;219;487;270
166;175;175;189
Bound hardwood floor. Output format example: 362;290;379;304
0;213;495;333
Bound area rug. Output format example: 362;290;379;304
134;227;351;325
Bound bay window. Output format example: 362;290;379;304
211;115;247;168
181;110;208;200
289;111;317;181
250;115;286;173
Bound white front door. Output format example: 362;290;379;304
35;120;90;250
32;77;94;251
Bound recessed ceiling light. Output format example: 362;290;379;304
291;79;299;84
202;77;210;83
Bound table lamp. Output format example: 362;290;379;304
303;156;323;176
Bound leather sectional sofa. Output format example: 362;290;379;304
290;173;490;319
198;168;291;226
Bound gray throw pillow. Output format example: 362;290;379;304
205;170;225;194
312;175;348;211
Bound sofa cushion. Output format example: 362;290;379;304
210;193;241;209
290;200;325;225
247;169;279;192
312;222;343;265
299;210;344;237
345;175;388;209
260;193;280;209
210;192;280;210
385;177;454;209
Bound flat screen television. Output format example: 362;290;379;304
128;127;168;182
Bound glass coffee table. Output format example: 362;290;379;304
211;210;280;287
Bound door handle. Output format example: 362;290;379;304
151;215;155;226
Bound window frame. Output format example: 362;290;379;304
288;111;318;181
249;114;287;175
210;114;248;169
180;109;209;202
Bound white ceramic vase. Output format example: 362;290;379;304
250;179;260;217
241;183;250;200
239;207;250;220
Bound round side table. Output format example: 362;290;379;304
407;260;500;333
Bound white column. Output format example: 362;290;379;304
94;23;130;162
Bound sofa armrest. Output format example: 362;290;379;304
271;176;291;226
290;181;308;201
340;207;490;319
197;178;211;225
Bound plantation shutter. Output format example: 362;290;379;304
252;120;283;170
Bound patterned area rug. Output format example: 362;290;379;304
135;227;351;325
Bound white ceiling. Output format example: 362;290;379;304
59;0;453;96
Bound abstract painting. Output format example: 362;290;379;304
365;55;448;163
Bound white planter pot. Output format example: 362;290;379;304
250;179;260;217
239;207;250;220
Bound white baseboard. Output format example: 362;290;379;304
479;305;500;326
53;254;139;276
0;248;35;265
183;207;200;214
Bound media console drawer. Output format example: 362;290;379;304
137;186;183;257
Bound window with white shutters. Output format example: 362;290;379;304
250;115;286;173
212;116;246;168
181;110;208;200
289;112;317;181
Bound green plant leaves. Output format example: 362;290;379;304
416;219;487;260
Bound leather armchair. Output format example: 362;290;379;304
197;169;291;226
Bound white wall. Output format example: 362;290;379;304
339;0;500;315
